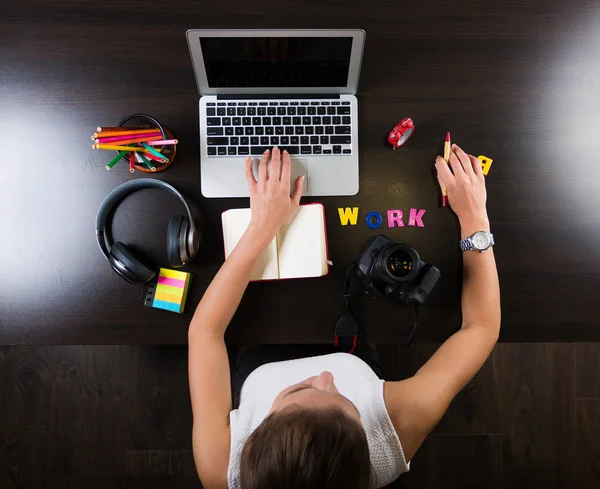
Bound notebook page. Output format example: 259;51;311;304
222;209;279;281
277;204;326;279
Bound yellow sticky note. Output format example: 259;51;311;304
477;155;493;175
159;268;189;280
156;283;184;298
155;289;184;304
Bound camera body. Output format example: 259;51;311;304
355;234;441;306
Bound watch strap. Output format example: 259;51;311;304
459;236;474;252
459;232;494;252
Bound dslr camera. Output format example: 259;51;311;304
354;234;441;306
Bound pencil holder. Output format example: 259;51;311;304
117;114;177;173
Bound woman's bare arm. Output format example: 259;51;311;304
384;144;500;461
188;148;303;488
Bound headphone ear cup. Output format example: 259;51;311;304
110;242;156;284
187;222;201;261
167;216;185;268
178;217;191;265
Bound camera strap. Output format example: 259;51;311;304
335;264;422;349
406;304;420;346
334;261;360;354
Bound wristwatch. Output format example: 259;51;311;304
460;231;494;252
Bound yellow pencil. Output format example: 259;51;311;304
92;144;148;152
442;132;451;207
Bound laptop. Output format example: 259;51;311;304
186;29;366;198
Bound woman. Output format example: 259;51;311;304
188;146;500;489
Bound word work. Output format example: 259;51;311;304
338;208;427;229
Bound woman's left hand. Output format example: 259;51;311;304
245;147;304;243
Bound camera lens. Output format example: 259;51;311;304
376;244;420;284
387;249;412;278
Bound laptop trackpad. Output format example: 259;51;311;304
289;157;309;194
252;157;309;194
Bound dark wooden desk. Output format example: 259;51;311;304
1;0;599;345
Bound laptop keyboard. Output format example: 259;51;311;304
204;100;353;157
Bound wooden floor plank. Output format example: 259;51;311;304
0;429;25;489
23;431;50;489
576;399;600;489
0;343;593;488
575;344;600;398
51;345;128;477
120;476;203;489
126;450;197;476
378;343;503;434
0;346;53;432
52;475;203;489
126;346;193;451
399;434;503;489
500;343;576;489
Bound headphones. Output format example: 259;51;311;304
95;179;201;284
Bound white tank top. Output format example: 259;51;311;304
228;352;410;489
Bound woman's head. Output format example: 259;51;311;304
240;371;371;489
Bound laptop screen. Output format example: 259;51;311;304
199;37;353;88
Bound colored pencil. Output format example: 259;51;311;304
105;151;126;170
97;126;159;133
442;132;451;207
143;152;168;163
95;134;163;144
93;144;149;152
145;139;178;146
136;152;156;171
97;126;132;132
129;152;135;173
93;128;161;138
140;142;167;160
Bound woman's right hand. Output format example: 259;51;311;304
244;147;304;244
435;144;490;234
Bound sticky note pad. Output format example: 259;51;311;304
142;268;192;314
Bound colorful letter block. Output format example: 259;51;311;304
365;211;383;229
477;155;493;175
338;207;359;226
387;210;404;228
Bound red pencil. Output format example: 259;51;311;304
129;152;135;173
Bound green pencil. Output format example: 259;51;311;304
141;142;167;161
105;151;126;170
138;153;156;171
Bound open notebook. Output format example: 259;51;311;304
222;203;329;281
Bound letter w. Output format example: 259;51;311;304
338;207;359;226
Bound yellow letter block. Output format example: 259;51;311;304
477;155;493;175
338;207;359;226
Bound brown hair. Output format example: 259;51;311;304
240;407;371;489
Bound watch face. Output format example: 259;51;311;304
472;232;490;250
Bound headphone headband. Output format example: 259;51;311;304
95;179;197;260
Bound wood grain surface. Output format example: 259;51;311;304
1;343;599;488
1;0;600;344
